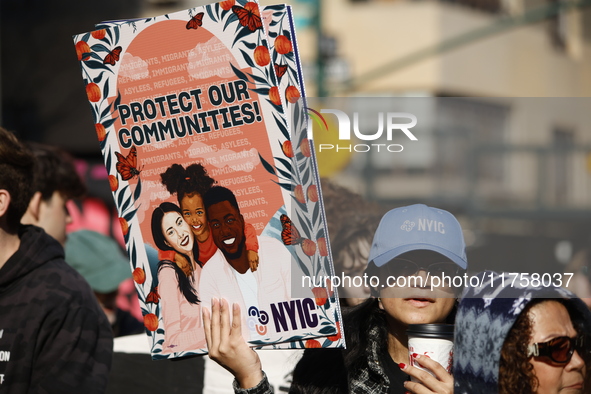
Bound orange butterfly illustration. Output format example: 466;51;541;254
274;64;288;80
232;4;262;32
146;287;160;304
115;146;142;181
103;46;122;66
280;214;304;245
186;12;204;30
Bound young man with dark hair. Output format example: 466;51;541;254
20;141;86;246
0;127;113;392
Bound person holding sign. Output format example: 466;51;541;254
203;204;467;393
151;202;206;353
160;163;260;270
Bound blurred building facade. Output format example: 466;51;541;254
315;0;591;97
286;0;591;273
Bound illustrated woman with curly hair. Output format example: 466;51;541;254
160;163;259;269
454;271;591;394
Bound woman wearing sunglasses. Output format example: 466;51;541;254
203;204;469;393
454;271;591;393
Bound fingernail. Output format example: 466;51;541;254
412;353;420;359
398;363;406;369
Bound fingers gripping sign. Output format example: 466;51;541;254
399;354;453;394
203;298;264;389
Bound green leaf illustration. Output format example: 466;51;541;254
230;63;251;82
258;153;276;175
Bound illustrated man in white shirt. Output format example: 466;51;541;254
199;186;291;340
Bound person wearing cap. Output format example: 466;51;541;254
66;229;144;337
202;203;468;394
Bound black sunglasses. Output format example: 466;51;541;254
383;258;464;278
527;335;585;364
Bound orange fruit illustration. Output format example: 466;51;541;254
300;138;311;157
285;86;300;103
143;313;158;331
91;29;106;40
108;175;118;192
133;267;146;284
86;83;101;102
75;41;91;61
307;184;318;202
220;0;235;10
305;339;321;348
95;123;106;142
269;86;281;106
119;217;129;236
254;46;270;67
302;239;316;256
294;184;305;204
282;140;294;158
274;35;292;55
317;237;328;256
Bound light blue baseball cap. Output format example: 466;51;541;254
368;204;467;269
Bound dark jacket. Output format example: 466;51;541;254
0;225;113;393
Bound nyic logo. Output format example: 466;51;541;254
306;108;418;153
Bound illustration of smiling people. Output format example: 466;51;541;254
199;186;292;340
151;202;206;353
160;163;260;270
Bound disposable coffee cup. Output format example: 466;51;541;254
407;324;454;382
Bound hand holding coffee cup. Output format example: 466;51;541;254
407;323;454;381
